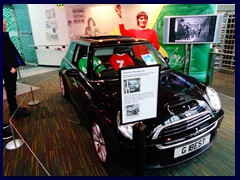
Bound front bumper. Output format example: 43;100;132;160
119;113;223;169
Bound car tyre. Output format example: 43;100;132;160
60;76;68;98
91;121;113;166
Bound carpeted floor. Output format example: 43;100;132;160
3;70;235;176
211;71;235;98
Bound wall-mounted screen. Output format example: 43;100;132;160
163;14;223;44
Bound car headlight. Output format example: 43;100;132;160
206;87;221;111
116;111;134;140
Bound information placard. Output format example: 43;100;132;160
120;65;160;125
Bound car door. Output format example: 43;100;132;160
67;44;93;117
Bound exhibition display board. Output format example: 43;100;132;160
120;65;160;125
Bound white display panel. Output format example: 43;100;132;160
120;65;160;125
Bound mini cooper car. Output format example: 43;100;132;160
59;35;224;169
128;79;140;93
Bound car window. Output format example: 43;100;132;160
73;45;88;74
94;48;114;64
95;48;113;56
91;44;169;80
65;42;77;62
92;48;114;75
109;47;134;70
132;45;159;65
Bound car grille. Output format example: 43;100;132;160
155;111;218;149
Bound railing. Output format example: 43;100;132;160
210;52;235;72
29;44;69;50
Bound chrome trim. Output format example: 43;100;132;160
165;116;212;136
152;111;211;140
155;116;222;150
165;120;214;144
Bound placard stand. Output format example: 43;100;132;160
28;87;40;106
120;65;160;176
133;122;146;176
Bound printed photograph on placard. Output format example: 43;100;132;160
126;104;140;117
127;78;141;93
123;80;130;94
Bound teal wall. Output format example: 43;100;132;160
13;4;37;64
3;4;37;64
3;5;22;57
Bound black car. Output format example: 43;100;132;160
59;35;224;169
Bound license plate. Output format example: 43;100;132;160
174;134;211;158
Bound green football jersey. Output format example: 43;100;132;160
78;56;105;74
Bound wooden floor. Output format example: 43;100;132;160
2;69;235;176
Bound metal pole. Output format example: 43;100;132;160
17;68;23;83
28;87;40;106
184;44;188;74
188;44;193;75
133;122;146;176
30;87;34;102
5;116;24;150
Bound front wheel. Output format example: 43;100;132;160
92;121;113;166
59;76;68;98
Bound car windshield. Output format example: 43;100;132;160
91;43;169;80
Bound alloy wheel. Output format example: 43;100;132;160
92;122;107;163
60;77;65;97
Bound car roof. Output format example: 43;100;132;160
71;35;150;46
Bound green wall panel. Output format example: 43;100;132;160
154;4;216;83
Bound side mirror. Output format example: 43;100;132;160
164;57;170;64
65;69;79;77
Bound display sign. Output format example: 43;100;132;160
163;14;223;44
120;65;160;125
